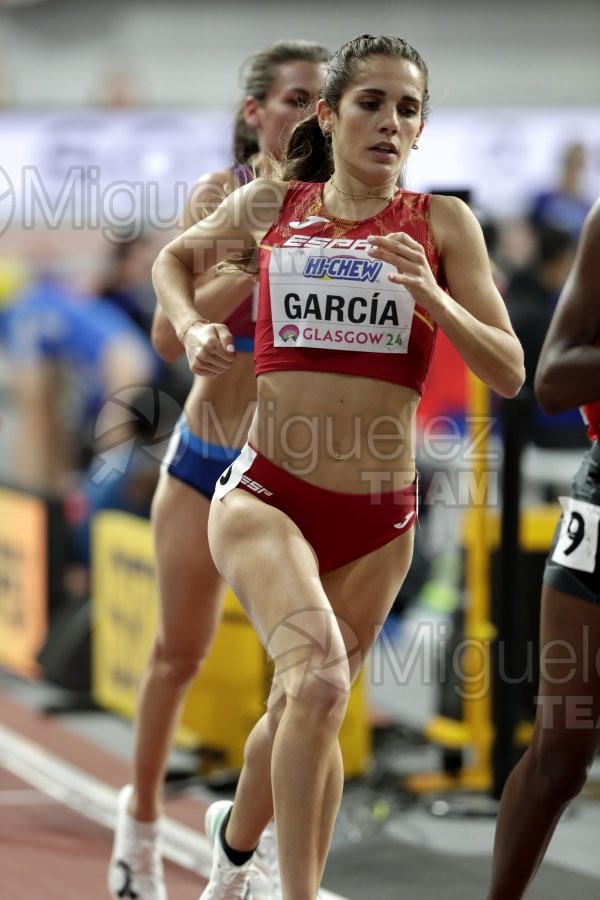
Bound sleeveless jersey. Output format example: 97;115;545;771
224;164;255;342
254;181;445;394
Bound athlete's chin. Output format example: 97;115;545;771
359;159;401;181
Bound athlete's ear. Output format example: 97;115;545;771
316;98;333;135
243;95;262;130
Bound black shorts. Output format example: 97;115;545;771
543;440;600;604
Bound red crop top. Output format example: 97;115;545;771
224;164;256;345
224;289;256;341
254;181;445;394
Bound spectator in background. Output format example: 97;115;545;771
494;216;539;289
96;234;195;412
67;386;173;570
529;141;592;240
0;260;159;494
505;224;581;453
97;235;159;336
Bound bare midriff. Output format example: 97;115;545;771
248;370;418;493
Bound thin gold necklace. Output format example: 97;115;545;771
329;176;397;203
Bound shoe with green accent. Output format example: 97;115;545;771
199;800;256;899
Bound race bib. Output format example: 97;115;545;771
551;496;600;573
269;244;415;353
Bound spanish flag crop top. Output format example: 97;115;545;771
254;181;446;395
224;163;256;351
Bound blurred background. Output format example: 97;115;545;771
1;2;600;898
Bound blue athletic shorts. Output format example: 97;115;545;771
161;417;242;501
234;336;254;352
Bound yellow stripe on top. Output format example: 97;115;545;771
413;308;435;331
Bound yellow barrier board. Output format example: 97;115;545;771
0;487;47;677
92;511;159;717
92;510;370;776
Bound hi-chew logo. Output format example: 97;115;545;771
303;254;382;283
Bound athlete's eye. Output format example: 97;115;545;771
286;95;308;108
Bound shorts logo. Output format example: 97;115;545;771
394;510;415;530
219;466;232;485
278;324;299;343
240;474;273;496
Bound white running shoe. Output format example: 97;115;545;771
199;800;259;900
108;784;167;900
253;821;282;900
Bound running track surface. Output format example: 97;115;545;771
0;694;209;899
0;692;347;900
